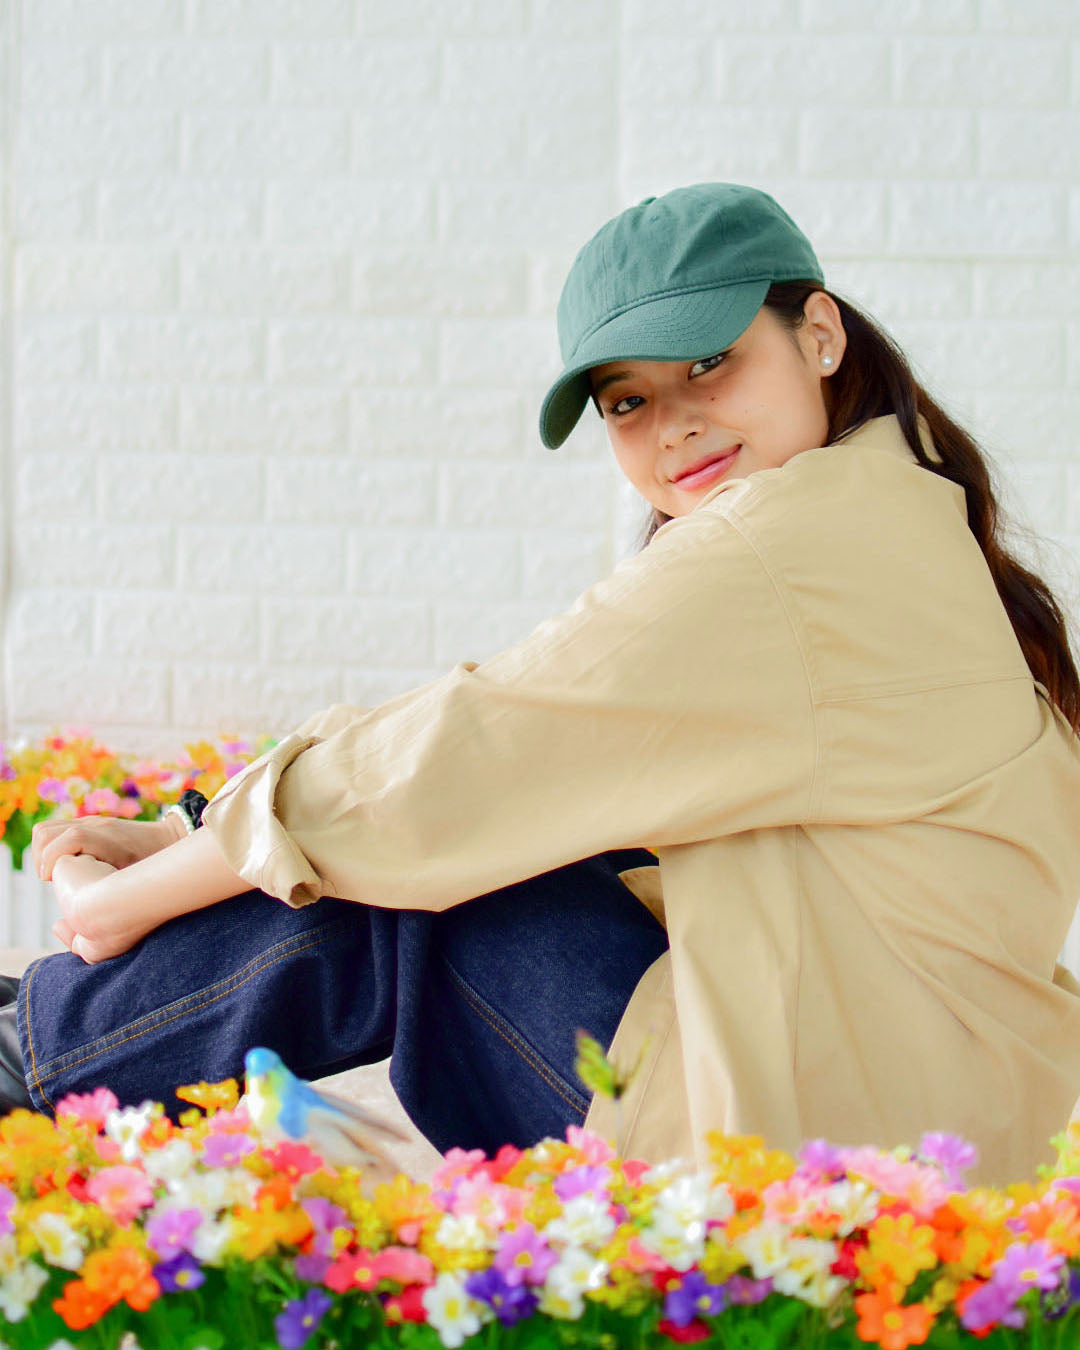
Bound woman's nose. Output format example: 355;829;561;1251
657;400;708;449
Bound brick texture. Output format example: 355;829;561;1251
0;2;1078;762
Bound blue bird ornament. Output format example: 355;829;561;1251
242;1046;411;1175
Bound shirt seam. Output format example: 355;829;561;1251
716;510;821;822
816;670;1033;705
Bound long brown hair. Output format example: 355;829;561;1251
629;281;1080;737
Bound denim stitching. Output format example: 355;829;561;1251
441;958;589;1116
27;922;352;1093
21;960;48;1110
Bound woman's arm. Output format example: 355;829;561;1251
51;826;256;964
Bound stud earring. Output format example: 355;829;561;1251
821;355;834;369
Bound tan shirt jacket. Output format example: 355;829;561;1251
201;412;1080;1186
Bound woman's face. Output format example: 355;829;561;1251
588;291;847;518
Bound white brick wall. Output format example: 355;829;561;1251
0;1;1078;759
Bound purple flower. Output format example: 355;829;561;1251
0;1185;15;1237
37;777;69;804
300;1196;348;1238
918;1131;979;1187
146;1207;202;1260
994;1240;1065;1297
201;1130;256;1167
961;1278;1026;1332
464;1268;538;1326
663;1271;727;1327
275;1288;333;1349
1046;1265;1080;1320
153;1252;205;1293
724;1274;773;1306
796;1139;845;1179
293;1252;331;1283
554;1164;611;1201
493;1225;558;1287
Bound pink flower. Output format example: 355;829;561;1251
375;1247;435;1286
85;1164;155;1224
566;1125;615;1165
450;1174;517;1227
37;777;70;804
207;1103;251;1133
56;1087;120;1131
432;1147;487;1191
201;1131;256;1168
82;788;122;815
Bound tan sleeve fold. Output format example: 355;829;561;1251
200;514;815;911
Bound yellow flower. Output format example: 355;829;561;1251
857;1213;938;1292
175;1078;239;1113
700;1232;747;1283
706;1131;795;1192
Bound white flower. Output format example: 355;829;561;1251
0;1236;19;1278
735;1221;793;1279
143;1138;195;1183
0;1260;48;1322
542;1244;608;1319
543;1194;615;1248
642;1158;692;1185
771;1236;844;1308
432;1213;490;1254
822;1179;879;1236
538;1283;586;1320
421;1272;488;1349
166;1168;230;1214
189;1216;231;1267
104;1101;159;1163
637;1173;730;1272
29;1213;85;1271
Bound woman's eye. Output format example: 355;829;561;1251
689;352;727;377
609;395;643;416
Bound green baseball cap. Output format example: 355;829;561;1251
538;182;826;449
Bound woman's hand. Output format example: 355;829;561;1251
49;854;160;964
31;814;181;883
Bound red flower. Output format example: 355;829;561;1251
384;1284;428;1323
658;1317;710;1342
831;1237;864;1279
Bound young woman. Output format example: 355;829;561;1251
8;181;1080;1186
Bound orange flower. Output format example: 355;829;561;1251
82;1245;160;1313
854;1291;934;1350
175;1077;239;1113
231;1198;313;1262
1017;1192;1080;1256
256;1173;294;1211
53;1278;114;1330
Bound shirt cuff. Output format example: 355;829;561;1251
199;730;328;908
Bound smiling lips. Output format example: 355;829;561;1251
671;445;741;486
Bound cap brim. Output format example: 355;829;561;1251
538;277;771;449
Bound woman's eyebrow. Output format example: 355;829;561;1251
592;370;631;397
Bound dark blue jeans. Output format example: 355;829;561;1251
15;848;666;1155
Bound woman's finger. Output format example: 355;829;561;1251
39;827;102;882
31;819;72;878
51;918;75;952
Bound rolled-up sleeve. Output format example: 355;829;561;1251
199;512;816;909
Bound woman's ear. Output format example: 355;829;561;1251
803;290;847;374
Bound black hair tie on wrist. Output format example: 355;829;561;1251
178;789;210;830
